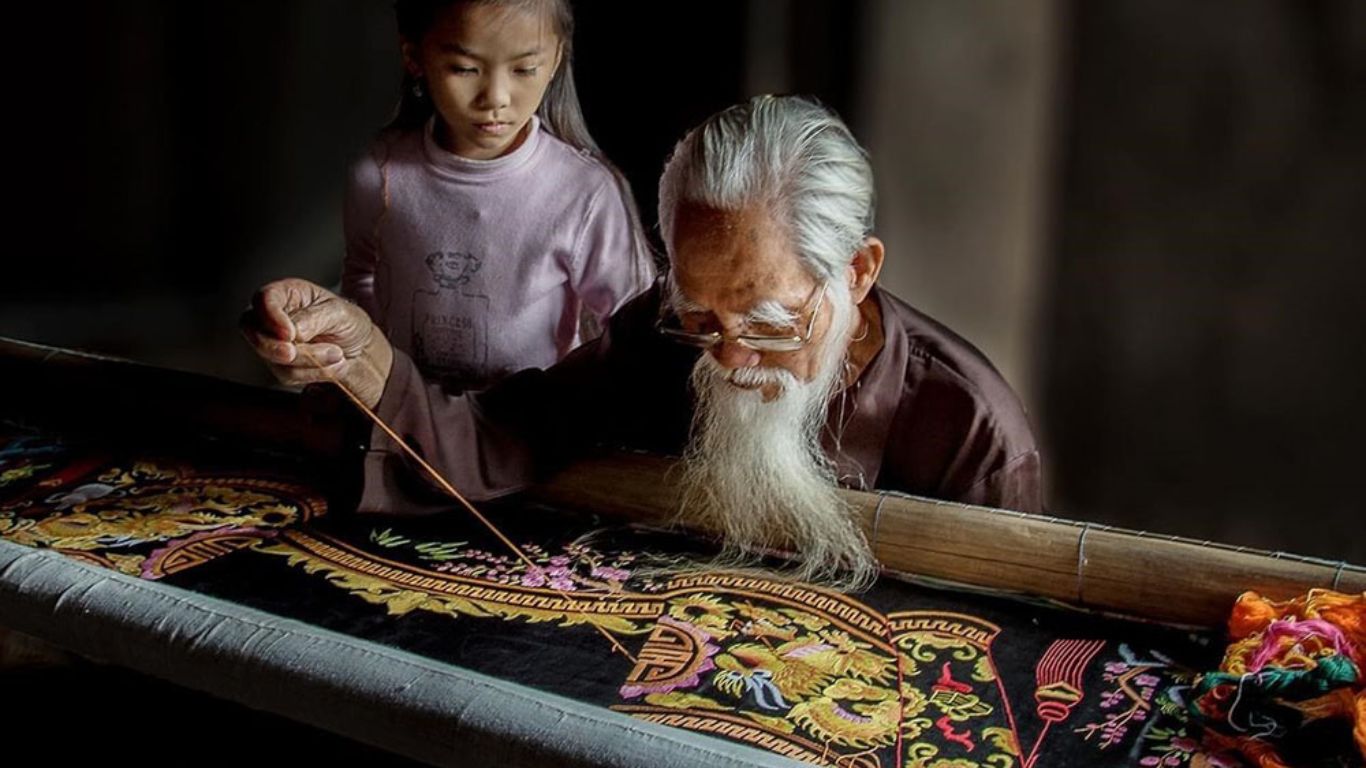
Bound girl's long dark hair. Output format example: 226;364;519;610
387;0;656;287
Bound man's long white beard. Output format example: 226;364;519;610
677;286;877;591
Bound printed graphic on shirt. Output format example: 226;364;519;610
411;251;490;387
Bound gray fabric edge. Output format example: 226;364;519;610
0;539;802;768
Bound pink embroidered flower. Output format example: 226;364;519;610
592;565;631;581
1171;737;1198;753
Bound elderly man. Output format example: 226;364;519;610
245;96;1041;588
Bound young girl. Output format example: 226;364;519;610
342;0;654;391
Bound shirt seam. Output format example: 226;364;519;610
569;176;613;273
966;449;1039;494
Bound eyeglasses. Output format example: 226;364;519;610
656;282;828;352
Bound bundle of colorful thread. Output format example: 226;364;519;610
1189;588;1364;767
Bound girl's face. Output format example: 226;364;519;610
404;3;562;160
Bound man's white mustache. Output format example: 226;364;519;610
698;356;800;393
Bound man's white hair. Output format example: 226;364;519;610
660;96;880;591
658;94;875;281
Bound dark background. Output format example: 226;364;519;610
1;1;1361;562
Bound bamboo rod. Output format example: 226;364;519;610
530;453;1365;627
6;336;1359;628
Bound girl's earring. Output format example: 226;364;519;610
412;79;426;100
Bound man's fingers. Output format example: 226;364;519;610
251;278;335;340
290;301;357;348
251;284;297;341
293;341;344;367
244;324;344;368
266;357;345;387
243;279;354;384
240;324;296;364
239;310;289;358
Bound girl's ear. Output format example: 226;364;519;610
400;36;423;79
848;236;885;305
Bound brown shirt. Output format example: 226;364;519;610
359;284;1043;514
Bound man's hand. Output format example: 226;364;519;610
240;278;394;408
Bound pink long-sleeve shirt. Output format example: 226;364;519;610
341;117;653;391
